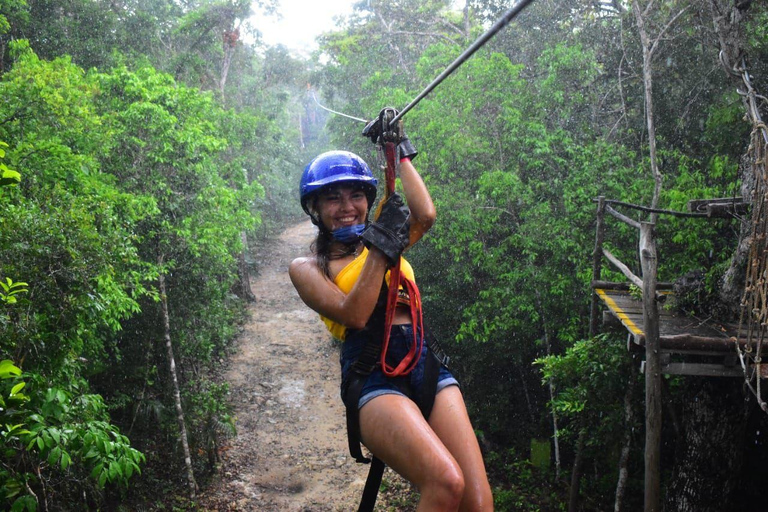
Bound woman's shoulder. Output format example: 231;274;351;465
289;255;319;277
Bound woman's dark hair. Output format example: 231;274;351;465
311;227;358;278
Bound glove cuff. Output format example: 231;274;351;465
398;138;418;161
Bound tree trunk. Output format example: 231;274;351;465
568;428;586;512
158;257;198;497
220;23;240;100
615;357;638;512
237;225;255;302
640;222;661;512
708;0;753;312
536;290;561;477
548;372;561;480
664;380;747;512
632;1;660;222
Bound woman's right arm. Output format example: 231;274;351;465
289;250;390;330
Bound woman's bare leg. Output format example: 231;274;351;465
359;393;466;511
429;386;493;511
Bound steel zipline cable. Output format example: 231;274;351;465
312;0;536;125
390;0;535;126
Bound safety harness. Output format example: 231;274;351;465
342;116;450;512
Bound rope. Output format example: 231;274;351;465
377;142;425;378
735;54;768;411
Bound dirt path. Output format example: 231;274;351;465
198;220;409;511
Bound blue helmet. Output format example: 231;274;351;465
300;151;378;218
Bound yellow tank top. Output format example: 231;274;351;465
320;247;415;341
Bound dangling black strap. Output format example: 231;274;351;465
358;456;386;512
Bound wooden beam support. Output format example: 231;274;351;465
602;248;644;290
687;197;748;217
632;333;747;352
590;197;606;337
606;204;642;229
664;362;742;378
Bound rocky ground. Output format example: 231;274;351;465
197;220;416;511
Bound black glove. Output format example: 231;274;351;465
362;108;418;161
362;192;411;265
397;133;418;161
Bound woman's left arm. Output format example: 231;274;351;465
398;157;436;246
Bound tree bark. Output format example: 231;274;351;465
615;357;638;512
536;290;561;477
640;222;661;512
158;256;198;497
237;230;256;302
663;380;747;512
708;0;753;312
568;428;586;512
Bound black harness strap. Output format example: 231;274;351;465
358;457;386;512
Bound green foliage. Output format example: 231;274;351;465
0;278;26;305
0;142;20;187
0;39;274;505
536;335;641;508
0;361;145;511
185;379;236;467
1;0;764;507
486;449;565;512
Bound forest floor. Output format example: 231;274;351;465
197;220;416;511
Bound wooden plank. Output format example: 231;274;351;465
660;362;743;378
597;288;747;347
687;197;748;218
707;203;749;218
639;334;744;352
595;289;643;336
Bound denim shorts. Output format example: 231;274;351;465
340;324;459;410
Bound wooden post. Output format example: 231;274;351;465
590;196;606;337
640;222;660;512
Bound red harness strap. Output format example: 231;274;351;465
378;142;424;377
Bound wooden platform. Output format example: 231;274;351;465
595;287;753;377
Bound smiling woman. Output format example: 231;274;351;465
288;121;492;511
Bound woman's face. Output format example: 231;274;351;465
314;185;369;232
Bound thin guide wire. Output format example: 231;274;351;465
311;91;368;123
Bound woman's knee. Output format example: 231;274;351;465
460;482;494;512
422;461;465;509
